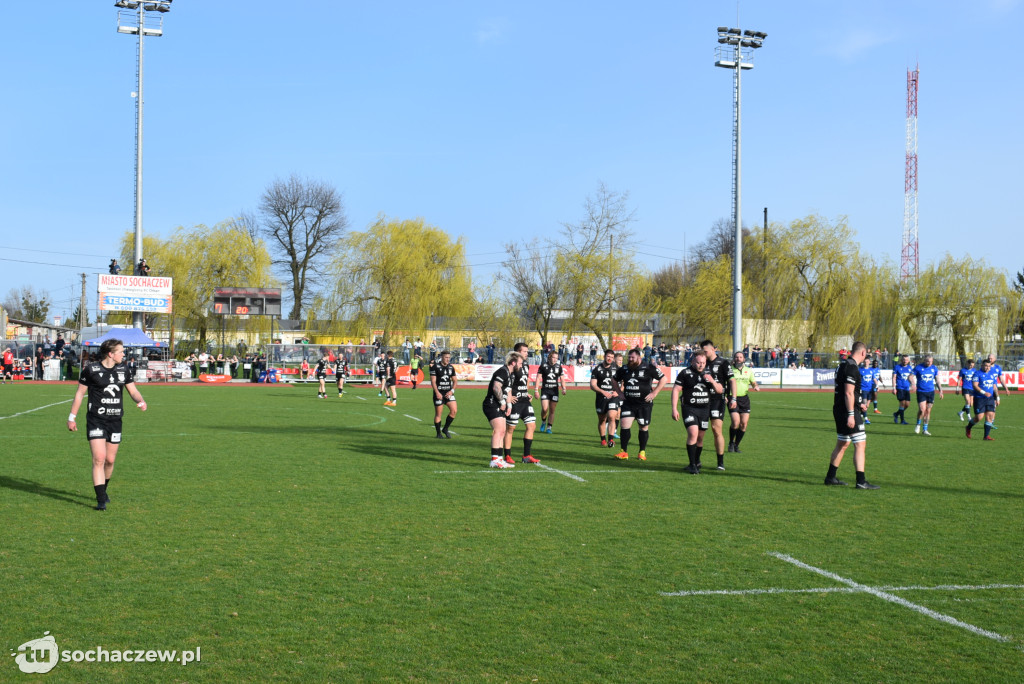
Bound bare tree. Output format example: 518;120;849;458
2;286;51;323
689;217;750;265
503;239;566;348
258;175;348;319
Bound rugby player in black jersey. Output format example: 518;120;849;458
482;351;523;468
671;350;723;474
824;341;879;489
504;342;540;463
700;340;736;471
67;339;148;510
315;354;329;398
612;347;667;461
534;350;567;434
334;354;349;396
431;350;458;438
383;351;399;406
590;350;622;448
374;352;387;397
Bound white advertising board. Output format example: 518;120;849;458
98;275;173;314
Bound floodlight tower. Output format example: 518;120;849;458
715;26;766;354
901;66;919;283
115;0;172;328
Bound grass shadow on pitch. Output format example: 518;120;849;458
0;475;95;508
237;423;471;467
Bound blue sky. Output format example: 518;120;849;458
2;1;1022;321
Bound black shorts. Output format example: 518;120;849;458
974;396;996;414
540;391;559;403
682;407;710;431
729;395;751;414
896;388;911;402
832;406;866;442
434;390;455;406
2;363;12;375
620;399;653;426
387;377;397;387
506;399;535;427
708;395;727;420
482;400;505;422
917;391;935;405
595;395;620;415
376;372;385;381
316;371;326;380
85;416;123;443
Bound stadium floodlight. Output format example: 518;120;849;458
116;0;171;329
714;26;766;354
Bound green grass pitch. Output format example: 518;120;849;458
2;381;1022;682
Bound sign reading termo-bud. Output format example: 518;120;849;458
97;275;173;314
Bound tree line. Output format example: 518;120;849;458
7;174;1020;361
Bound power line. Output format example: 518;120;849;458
0;256;106;270
0;246;111;259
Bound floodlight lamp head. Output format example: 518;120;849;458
728;28;741;35
717;26;729;33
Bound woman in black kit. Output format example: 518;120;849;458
482;351;522;469
67;339;148;510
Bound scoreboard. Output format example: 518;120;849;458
211;287;282;317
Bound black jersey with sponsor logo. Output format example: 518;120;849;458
433;362;456;392
484;366;514;406
511;365;531;399
591;363;617;393
375;357;387;375
80;362;133;419
334;358;349;376
315;358;329;376
705;356;734;397
614;362;665;401
537;362;563;391
834;358;863;409
385;358;398;379
674;367;712;407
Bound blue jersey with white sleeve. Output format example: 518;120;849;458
859;367;878;393
893;365;914;390
973;369;998;397
913;364;939;392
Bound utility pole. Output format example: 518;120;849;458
79;273;87;331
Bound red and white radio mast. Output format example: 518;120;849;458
901;66;919;282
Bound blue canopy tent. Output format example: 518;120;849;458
83;328;167;348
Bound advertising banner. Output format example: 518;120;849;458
813;368;836;386
781;368;813;386
752;368;782;387
98;275;173;314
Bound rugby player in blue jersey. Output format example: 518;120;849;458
859;361;878;424
869;360;886;414
986;353;1010;415
956;358;977;421
892;355;914;424
967;359;999;440
912;355;944;435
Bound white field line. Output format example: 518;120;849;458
356;395;366;401
434;469;655;475
661;583;1024;597
535;463;586;482
0;399;72;421
404;414;422;421
383;406;395;412
768;552;1016;645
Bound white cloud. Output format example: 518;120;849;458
476;17;508;45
